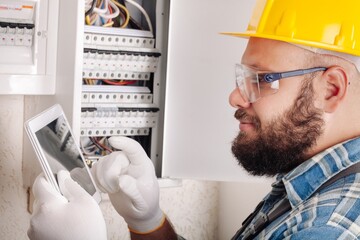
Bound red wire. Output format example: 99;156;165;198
107;3;112;23
102;79;137;85
91;137;113;152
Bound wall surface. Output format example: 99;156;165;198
0;96;30;239
0;96;219;240
101;180;219;240
218;180;273;239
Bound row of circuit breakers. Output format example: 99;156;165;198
0;3;35;47
81;26;161;138
0;21;34;46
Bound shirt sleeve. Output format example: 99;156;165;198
284;226;357;240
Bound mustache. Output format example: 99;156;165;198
234;109;261;129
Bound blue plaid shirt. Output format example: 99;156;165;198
234;137;360;239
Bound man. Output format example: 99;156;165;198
28;0;360;239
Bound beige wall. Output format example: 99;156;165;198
0;96;29;239
0;96;219;239
218;181;273;239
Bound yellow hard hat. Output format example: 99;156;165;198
223;0;360;56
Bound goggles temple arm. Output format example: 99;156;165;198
263;67;327;83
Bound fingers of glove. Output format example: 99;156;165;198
118;175;148;213
58;170;90;201
91;151;130;193
109;137;148;166
32;173;67;212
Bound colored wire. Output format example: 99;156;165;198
90;137;113;153
99;0;120;19
102;79;137;85
110;0;130;28
86;0;147;30
83;79;101;85
90;14;99;25
80;137;98;155
85;0;97;16
81;142;97;155
103;21;114;27
116;0;141;30
85;15;91;25
117;10;126;27
93;0;108;14
124;0;153;33
99;137;113;152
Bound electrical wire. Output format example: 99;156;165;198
102;79;137;85
85;0;152;32
103;21;114;27
85;0;130;28
90;137;113;153
81;142;97;155
124;0;153;33
85;0;97;16
93;0;108;15
83;79;102;85
90;14;100;25
110;0;130;28
116;0;142;30
98;0;120;20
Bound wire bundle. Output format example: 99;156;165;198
83;79;138;86
84;0;153;33
81;136;113;156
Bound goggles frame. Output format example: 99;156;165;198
235;64;327;103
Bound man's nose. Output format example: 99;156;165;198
229;88;251;109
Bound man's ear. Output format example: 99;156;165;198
323;66;348;113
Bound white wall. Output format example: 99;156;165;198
218;180;273;239
0;96;30;239
99;180;219;240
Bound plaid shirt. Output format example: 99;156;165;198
233;137;360;239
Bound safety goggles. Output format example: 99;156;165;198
235;64;327;103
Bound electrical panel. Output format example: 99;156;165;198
80;0;164;171
0;3;34;48
0;0;58;94
0;1;35;62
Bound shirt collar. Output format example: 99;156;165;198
281;137;360;208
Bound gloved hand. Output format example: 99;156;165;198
28;170;107;240
91;136;165;234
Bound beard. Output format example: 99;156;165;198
231;80;324;177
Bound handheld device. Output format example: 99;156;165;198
25;104;101;203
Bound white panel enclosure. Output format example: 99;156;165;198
0;0;58;95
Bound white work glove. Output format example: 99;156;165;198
91;136;164;234
28;170;107;240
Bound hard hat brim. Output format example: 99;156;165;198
221;31;360;57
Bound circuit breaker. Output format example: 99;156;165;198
0;0;58;94
0;3;34;48
79;0;164;171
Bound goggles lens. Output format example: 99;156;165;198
235;64;279;103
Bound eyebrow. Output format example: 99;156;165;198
242;63;274;72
